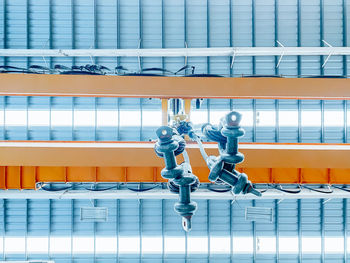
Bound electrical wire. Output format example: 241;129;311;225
207;183;232;193
302;184;334;194
269;184;302;194
37;182;74;192
332;185;350;192
126;183;160;192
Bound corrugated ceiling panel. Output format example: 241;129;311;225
2;198;348;262
1;0;349;76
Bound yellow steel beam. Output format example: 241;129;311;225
0;141;350;168
0;74;349;99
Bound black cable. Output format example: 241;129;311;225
185;73;223;77
175;65;195;75
82;185;119;191
270;184;302;194
302;184;334;194
60;71;102;75
141;68;174;75
126;183;160;192
37;182;73;192
207;183;232;193
332;185;350;192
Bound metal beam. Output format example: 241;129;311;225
0;141;350;168
1;47;350;57
0;187;350;200
1;74;350;99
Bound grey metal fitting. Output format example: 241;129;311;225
207;156;261;197
155;125;198;231
155;126;184;179
220;111;245;164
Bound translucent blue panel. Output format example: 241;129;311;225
0;195;349;262
2;0;348;76
0;95;162;141
191;98;348;143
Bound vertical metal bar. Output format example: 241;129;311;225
139;198;142;263
26;0;30;68
253;99;257;142
321;199;325;263
297;0;301;77
185;231;188;263
252;0;257;142
71;199;74;263
3;0;7;66
321;100;325;143
184;0;187;74
140;98;143;141
344;198;347;263
275;200;279;263
206;0;210;74
207;200;210;263
2;199;5;261
343;0;348;77
48;199;51;260
161;199;165;263
116;0;120;67
161;0;165;71
230;200;233;262
274;0;279;76
344;100;348;143
252;0;256;75
71;0;76;66
252;199;256;263
24;199;28;260
207;99;211;123
116;192;120;262
298;199;302;263
161;99;168;126
138;0;142;71
229;0;233;77
93;0;97;65
93;200;96;263
49;0;53;68
320;0;324;76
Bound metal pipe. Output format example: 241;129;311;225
1;188;349;200
1;47;350;57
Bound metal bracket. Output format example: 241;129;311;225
276;40;285;68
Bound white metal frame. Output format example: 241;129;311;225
0;188;348;200
0;47;349;57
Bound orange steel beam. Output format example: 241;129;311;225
0;141;350;189
0;141;349;168
0;74;350;99
1;166;350;190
